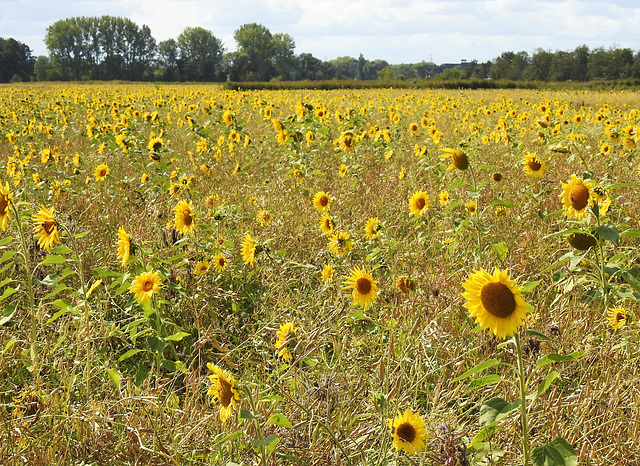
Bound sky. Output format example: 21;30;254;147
2;0;640;65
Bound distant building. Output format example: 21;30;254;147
441;59;470;70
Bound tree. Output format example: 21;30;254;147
0;37;34;82
233;23;275;81
297;53;322;80
157;39;179;81
177;27;224;81
271;33;296;80
529;48;554;81
329;56;359;79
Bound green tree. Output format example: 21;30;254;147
529;48;554;81
0;37;34;82
157;39;179;81
233;23;275;81
177;27;224;81
271;33;296;80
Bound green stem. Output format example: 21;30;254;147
468;164;482;259
515;332;531;466
243;385;267;466
595;217;608;311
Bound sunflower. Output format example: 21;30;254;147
338;163;347;178
408;122;419;135
256;209;272;227
364;217;381;239
440;148;469;170
600;142;612;156
147;135;163;153
328;231;353;256
409;191;430;216
607;307;627;329
275;322;296;362
116;227;131;267
313;191;332;212
387;408;428;454
439;190;450;207
93;163;110;181
32;205;60;250
213;253;227;272
396;276;414;293
522;153;545;179
241;234;256;266
591;185;611;216
322;263;334;282
207;363;240;422
129;271;162;305
567;232;597;251
0;182;12;231
561;175;594;221
195;260;211;275
466;200;477;215
344;267;378;308
222;110;234;126
319;213;334;236
174;200;196;236
462;268;529;339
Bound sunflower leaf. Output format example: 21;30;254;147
621;271;640;294
240;409;263;420
479;397;521;426
531;437;577;466
536;371;560;398
536;351;587;367
594;224;619;244
491;242;508;262
469;423;499;449
266;413;292;428
451;358;500;383
467;374;504;390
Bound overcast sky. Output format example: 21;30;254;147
2;0;640;64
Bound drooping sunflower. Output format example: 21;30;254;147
213;253;227;272
328;230;353;256
313;191;331;212
607;307;627;329
462;268;529;339
409;191;430;216
206;363;240;422
567;232;597;251
387;408;428;454
364;217;381;239
440;148;469;171
116;227;131;267
319;213;334;236
561;175;595;221
322;263;334;283
275;322;296;362
195;260;211;275
174;200;196;236
32;205;60;250
129;271;162;305
522;152;545;179
344;267;378;309
241;234;256;266
0;182;12;231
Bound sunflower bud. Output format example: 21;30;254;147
451;149;469;170
567;232;597;251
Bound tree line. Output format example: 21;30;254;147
3;15;640;83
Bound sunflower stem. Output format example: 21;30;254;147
514;332;531;466
595;215;609;312
243;385;268;466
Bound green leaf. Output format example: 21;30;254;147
213;430;245;445
0;250;17;264
0;236;14;246
479;397;521;426
468;374;504;390
620;228;640;238
452;359;500;383
491;242;508;262
521;280;541;295
0;305;16;326
40;255;68;266
118;349;143;362
74;231;90;239
239;409;263;420
594;224;619;244
94;267;122;277
537;371;560;398
266;413;293;428
448;178;467;190
0;287;18;302
165;331;190;342
537;351;587;367
491;199;517;208
532;437;577;466
105;367;121;389
50;245;72;254
260;394;286;403
621;271;640;294
526;329;555;341
43;283;70;300
147;336;167;354
469;424;499;449
251;434;278;447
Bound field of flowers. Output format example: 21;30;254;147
1;82;639;465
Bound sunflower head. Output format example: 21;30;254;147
195;260;211;275
388;408;428;454
319;213;334;236
174;200;196;236
364;217;381;239
567;232;597;251
275;322;296;362
561;175;594;221
344;267;378;309
94;163;110;181
396;276;414;294
409;191;430;216
313;191;332;212
523;153;545;179
32;205;60;250
116;226;131;267
607;307;627;329
328;231;353;257
129;271;162;305
440;148;469;171
241;234;256;267
207;363;240;422
322;263;334;282
0;182;12;231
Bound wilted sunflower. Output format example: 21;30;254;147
241;234;256;266
129;271;162;305
116;227;131;267
195;260;211;275
322;263;334;282
275;322;296;362
319;213;334;236
207;363;240;422
409;191;430;216
561;175;595;221
462;268;529;339
364;217;381;239
32;205;60;250
607;307;627;329
213;253;227;272
396;276;414;293
522;153;545;179
567;232;597;251
440;148;469;170
388;408;428;454
328;230;353;256
344;266;378;308
174;200;196;236
93;163;109;181
313;191;331;212
0;182;12;231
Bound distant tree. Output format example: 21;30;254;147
233;23;275;81
529;48;554;81
157;39;179;81
490;51;529;80
329;56;359;79
177;27;224;81
271;33;296;80
364;59;388;80
296;52;322;80
0;37;34;82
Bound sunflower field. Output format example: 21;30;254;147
1;82;640;465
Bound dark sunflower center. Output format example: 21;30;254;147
616;313;624;322
0;195;8;214
43;220;56;235
415;198;426;210
396;422;416;443
356;277;372;295
527;159;542;171
183;211;193;226
217;257;225;267
152;142;162;151
218;377;233;407
480;282;516;318
99;169;107;177
142;280;154;292
319;195;328;207
569;184;589;210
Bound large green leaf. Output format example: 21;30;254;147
532;437;577;466
479;397;521;426
452;359;500;383
536;351;586;367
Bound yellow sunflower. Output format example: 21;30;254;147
207;363;240;422
174;200;196;236
241;234;256;266
439;190;450;207
322;263;334;283
364;217;381;239
222;110;234;126
32;205;60;250
344;267;378;308
313;191;332;212
275;322;296;362
213;253;227;272
522;152;545;179
93;163;109;181
466;200;477;215
116;227;131;267
462;268;529;339
256;209;272;227
387;408;428;454
440;148;469;171
195;260;211;275
147;135;163;153
409;191;430;216
338;163;347;178
319;213;334;236
0;182;12;231
561;175;595;221
328;230;353;256
607;307;627;329
129;271;162;305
